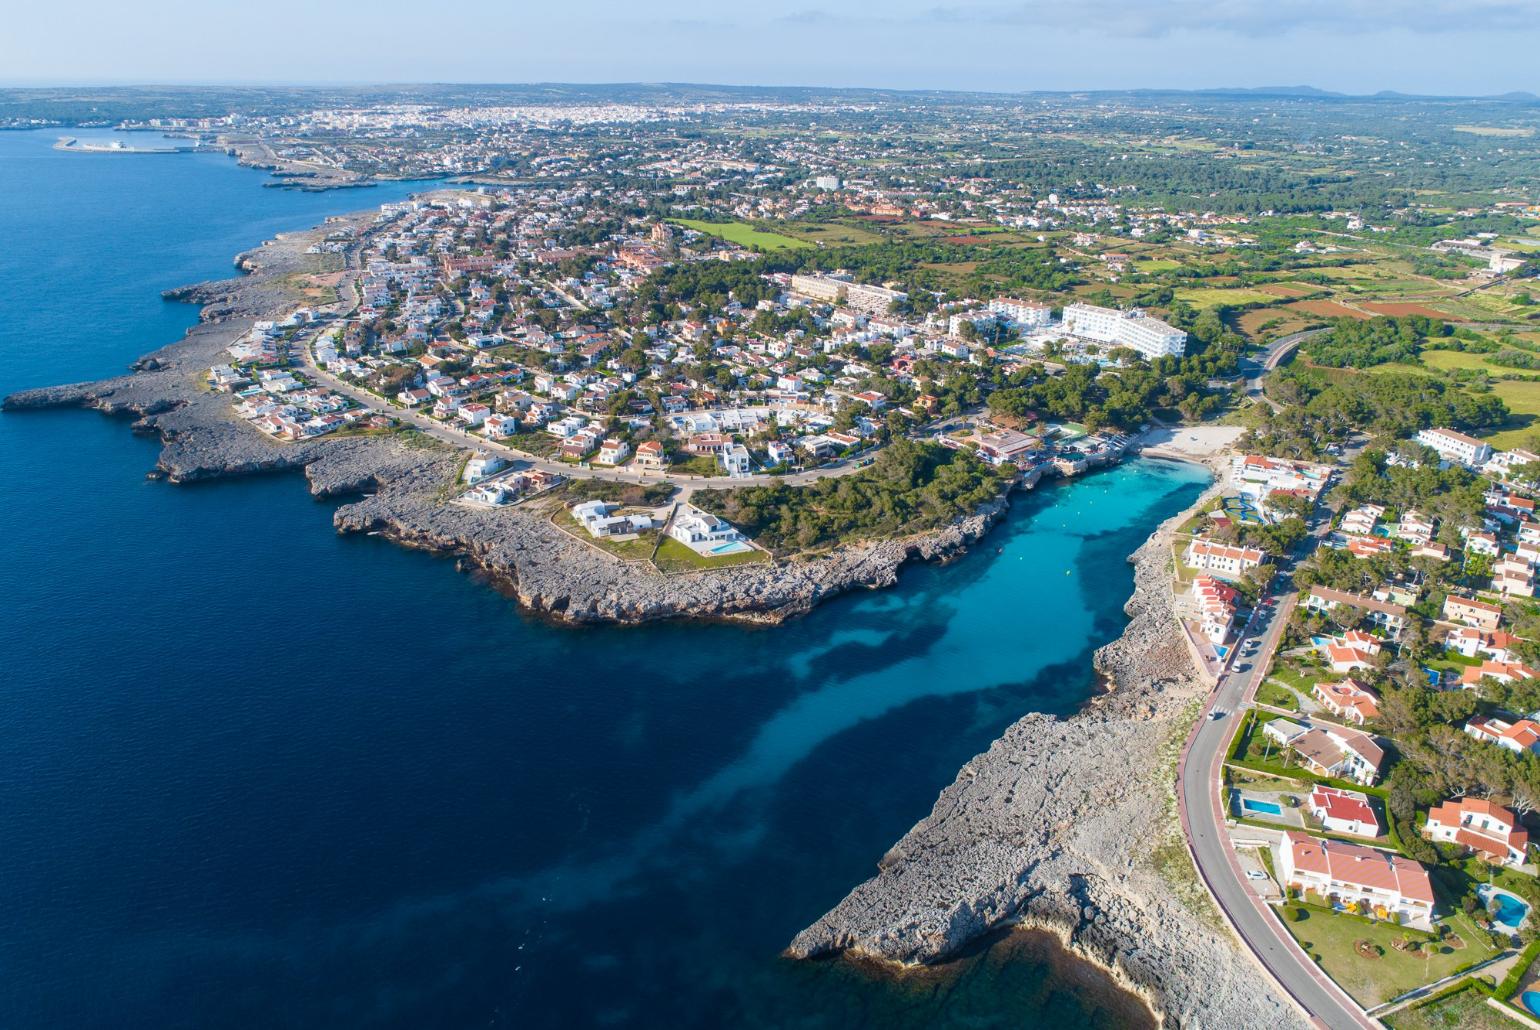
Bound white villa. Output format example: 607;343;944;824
1279;831;1436;928
572;500;655;539
1424;797;1529;868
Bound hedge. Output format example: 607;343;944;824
1495;937;1540;1001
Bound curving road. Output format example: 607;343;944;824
1176;510;1378;1030
1245;327;1327;412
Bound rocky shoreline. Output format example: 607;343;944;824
3;212;1295;1024
786;483;1305;1030
2;216;1033;629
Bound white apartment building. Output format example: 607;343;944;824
1415;427;1494;468
789;273;907;316
987;298;1053;328
1062;302;1187;359
1185;539;1264;581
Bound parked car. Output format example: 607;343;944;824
1246;870;1268;881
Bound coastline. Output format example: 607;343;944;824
785;475;1306;1029
3;214;1071;628
0;193;1288;1021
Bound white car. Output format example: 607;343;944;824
1246;870;1268;881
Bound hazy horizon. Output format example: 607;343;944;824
6;1;1539;97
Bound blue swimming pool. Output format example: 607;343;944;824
1480;884;1530;929
1242;798;1283;816
1523;990;1540;1017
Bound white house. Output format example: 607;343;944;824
721;443;752;477
572;500;654;539
1424;797;1529;867
463;452;507;484
1465;714;1540;755
1308;785;1380;837
670;508;744;548
1263;718;1386;784
597;439;631;466
483;413;519;438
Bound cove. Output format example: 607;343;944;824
0;128;1208;1029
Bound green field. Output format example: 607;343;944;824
670;219;812;250
1173;287;1281;307
781;221;886;246
1136;258;1182;272
1420;350;1504;373
1482;379;1540;448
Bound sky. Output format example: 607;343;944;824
5;0;1538;96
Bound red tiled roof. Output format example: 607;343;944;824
1286;832;1434;903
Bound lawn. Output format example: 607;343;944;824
1136;258;1181;272
1384;984;1516;1030
652;536;769;574
1256;680;1301;711
559;513;658;561
669;218;812;250
1283;906;1499;1007
1481;380;1540;448
671;454;726;477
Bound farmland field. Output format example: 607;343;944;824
1173;286;1279;307
669;218;812;250
780;221;886;246
1257;282;1319;298
1362;302;1453;318
1287;299;1369;319
1419;350;1502;372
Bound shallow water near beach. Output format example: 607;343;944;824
0;128;1204;1028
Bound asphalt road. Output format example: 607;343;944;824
1177;511;1378;1030
1244;327;1327;412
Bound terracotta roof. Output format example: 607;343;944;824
1310;785;1378;829
1286;832;1434;903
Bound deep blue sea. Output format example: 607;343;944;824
0;128;1208;1029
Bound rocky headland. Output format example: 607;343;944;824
3;217;1024;627
786;486;1303;1029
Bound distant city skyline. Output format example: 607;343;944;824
6;0;1539;96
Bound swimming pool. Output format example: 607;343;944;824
1242;798;1284;817
709;541;752;555
1479;883;1530;929
1524;990;1540;1017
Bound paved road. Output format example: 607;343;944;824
1177;509;1379;1030
1244;328;1327;412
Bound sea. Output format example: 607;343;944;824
0;128;1209;1029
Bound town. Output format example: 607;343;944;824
20;82;1540;1030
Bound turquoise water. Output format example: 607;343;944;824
1242;798;1284;816
0;129;1206;1029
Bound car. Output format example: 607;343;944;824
1246;870;1268;881
1207;709;1227;720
